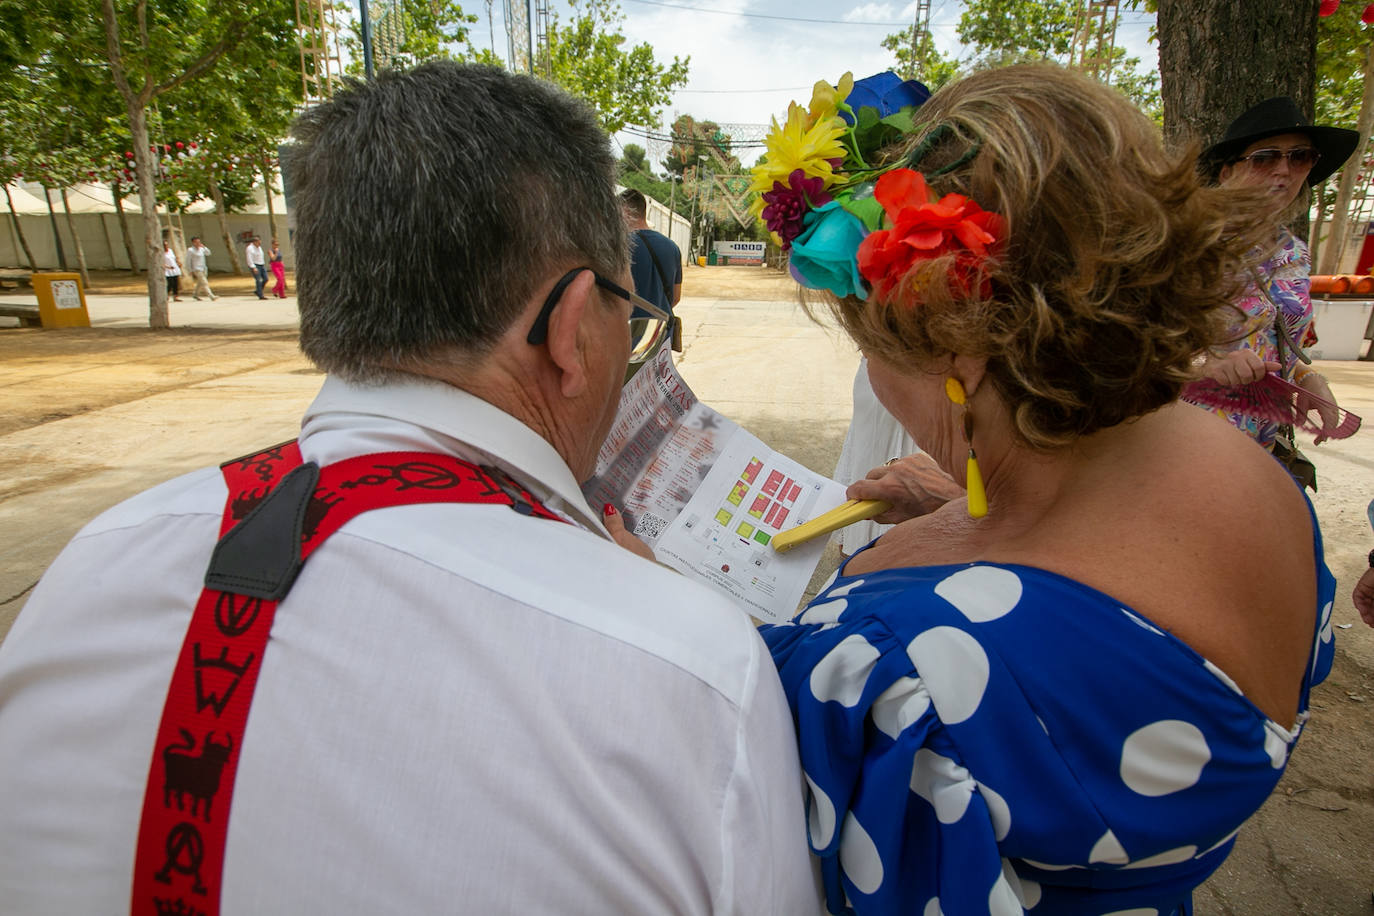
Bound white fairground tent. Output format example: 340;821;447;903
1;180;291;273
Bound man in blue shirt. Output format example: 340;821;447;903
619;189;682;331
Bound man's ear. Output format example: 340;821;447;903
545;269;596;399
950;354;989;399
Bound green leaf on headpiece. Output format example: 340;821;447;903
838;184;885;231
881;108;915;134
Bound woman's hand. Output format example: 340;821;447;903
1295;373;1340;445
846;453;965;524
603;504;656;562
1198;349;1279;387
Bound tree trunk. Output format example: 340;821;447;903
263;161;277;242
1318;38;1374;275
127;103;168;328
111;183;141;273
58;188;92;288
1158;0;1317;151
3;184;38;271
209;178;244;274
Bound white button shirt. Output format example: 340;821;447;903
0;375;821;915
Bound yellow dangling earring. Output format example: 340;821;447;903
944;377;988;519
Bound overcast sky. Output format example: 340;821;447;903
463;0;1159;164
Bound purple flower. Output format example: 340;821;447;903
762;169;834;249
840;72;931;125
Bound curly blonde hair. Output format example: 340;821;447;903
814;64;1268;449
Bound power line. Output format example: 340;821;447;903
620;0;908;27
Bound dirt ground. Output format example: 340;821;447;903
1;264;1372;913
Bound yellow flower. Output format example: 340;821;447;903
807;72;854;126
748;101;848;198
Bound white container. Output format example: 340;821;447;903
1309;298;1373;360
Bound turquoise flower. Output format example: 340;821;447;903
789;201;869;300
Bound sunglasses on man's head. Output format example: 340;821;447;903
1231;147;1321;172
527;267;671;365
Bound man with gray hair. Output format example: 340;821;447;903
0;62;820;915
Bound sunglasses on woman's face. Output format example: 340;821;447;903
1232;147;1321;172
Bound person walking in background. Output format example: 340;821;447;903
161;240;182;302
619;189;682;316
269;238;287;298
246;235;268;299
185;236;216;301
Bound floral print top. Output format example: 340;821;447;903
1182;227;1318;448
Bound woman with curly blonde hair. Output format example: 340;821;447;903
756;64;1336;916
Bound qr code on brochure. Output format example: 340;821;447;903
634;512;669;540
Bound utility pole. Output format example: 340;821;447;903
913;0;931;74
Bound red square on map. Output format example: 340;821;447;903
763;470;783;496
742;459;763;483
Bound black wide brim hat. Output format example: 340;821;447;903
1201;96;1361;187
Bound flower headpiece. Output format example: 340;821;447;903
749;72;1004;303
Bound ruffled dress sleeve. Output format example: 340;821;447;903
761;589;1026;916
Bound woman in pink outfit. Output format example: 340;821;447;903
269;239;287;298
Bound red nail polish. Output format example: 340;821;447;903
603;503;616;516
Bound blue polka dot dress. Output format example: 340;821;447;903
760;502;1335;916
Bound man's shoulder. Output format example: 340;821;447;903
639;229;680;256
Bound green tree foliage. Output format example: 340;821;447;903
543;0;688;135
2;0;304;326
880;26;960;89
956;0;1159;119
341;0;479;73
1317;3;1371;128
662;115;740;177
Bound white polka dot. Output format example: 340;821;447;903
839;812;884;895
923;897;944;916
999;858;1041;909
905;626;990;724
988;867;1022;916
805;771;837;848
978;781;1012;841
1318;600;1333;644
909;748;974;824
1037;716;1049;735
799;598;848;625
1120;720;1212;796
1089;828;1129;865
1203;659;1242;695
933;566;1023;622
1263;722;1291;769
1124;845;1197;869
828;577;866;598
1021;858;1076;871
1120;608;1165;636
1199;829;1240;857
809;634;880;706
870;676;932;739
1101;910;1158;916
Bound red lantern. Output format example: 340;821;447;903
175;141;184;149
1364;2;1374;22
126;151;134;158
1320;0;1340;15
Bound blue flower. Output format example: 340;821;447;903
840;72;931;125
789;202;869;300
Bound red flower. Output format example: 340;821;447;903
1319;0;1340;15
856;169;1004;301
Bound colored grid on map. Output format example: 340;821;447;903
753;530;771;545
727;480;749;506
715;508;733;526
741;458;764;483
737;522;755;538
762;469;784;496
785;482;802;503
764;502;780;527
748;494;769;519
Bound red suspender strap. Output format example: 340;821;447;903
132;441;566;916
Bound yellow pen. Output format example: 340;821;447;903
770;499;891;554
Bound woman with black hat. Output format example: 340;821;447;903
1185;97;1359;454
